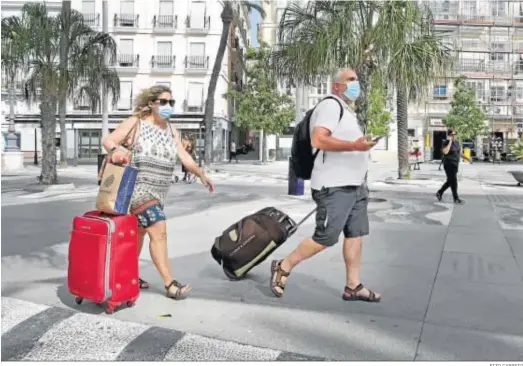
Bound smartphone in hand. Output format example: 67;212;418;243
372;136;384;143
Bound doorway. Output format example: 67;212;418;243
432;130;447;160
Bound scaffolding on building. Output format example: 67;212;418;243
422;0;523;160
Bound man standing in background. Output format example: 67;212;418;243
229;140;238;163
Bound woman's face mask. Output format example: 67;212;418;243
344;81;361;101
154;98;175;119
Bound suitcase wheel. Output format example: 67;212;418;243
126;301;135;308
223;265;243;281
74;297;83;305
104;306;115;315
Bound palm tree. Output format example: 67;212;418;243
270;1;451;177
380;1;453;179
1;3;120;184
202;0;265;165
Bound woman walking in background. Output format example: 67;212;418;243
103;85;215;300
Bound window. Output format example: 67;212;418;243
490;86;506;101
82;0;95;14
433;85;447;97
120;0;134;15
78;130;101;158
159;0;173;16
490;42;505;61
188;42;206;68
120;39;134;55
314;77;328;95
190;1;206;28
490;1;506;16
515;82;523;100
466;81;485;100
187;82;204;111
189;42;205;56
117;81;133;110
463;1;477;15
157;41;172;55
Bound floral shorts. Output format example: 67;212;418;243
135;204;166;228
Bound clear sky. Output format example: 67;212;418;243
249;9;261;48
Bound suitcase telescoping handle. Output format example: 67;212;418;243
289;208;317;235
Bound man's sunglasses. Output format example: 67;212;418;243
156;98;176;107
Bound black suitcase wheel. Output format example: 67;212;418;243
74;297;83;305
223;265;243;281
126;301;135;308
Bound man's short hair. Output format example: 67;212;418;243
331;68;353;83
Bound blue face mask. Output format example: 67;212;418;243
158;105;173;119
344;81;360;101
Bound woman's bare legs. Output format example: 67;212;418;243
145;220;191;298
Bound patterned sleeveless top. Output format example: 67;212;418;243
129;121;177;210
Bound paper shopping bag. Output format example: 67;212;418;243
96;163;138;215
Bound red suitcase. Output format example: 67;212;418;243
67;210;140;314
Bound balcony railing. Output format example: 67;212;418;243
151;55;175;69
183;99;204;112
186;15;210;30
83;13;100;27
153;15;177;28
116;53;140;68
114;13;139;27
185;55;209;69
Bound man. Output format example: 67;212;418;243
436;129;471;204
269;68;380;302
229;140;238;163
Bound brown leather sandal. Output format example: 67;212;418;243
139;278;150;289
342;283;381;302
270;260;290;298
165;280;192;300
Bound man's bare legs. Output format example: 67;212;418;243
342;236;381;300
272;238;327;296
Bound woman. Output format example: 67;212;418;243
103;85;215;300
436;129;471;205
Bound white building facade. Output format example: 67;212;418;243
257;0;398;161
1;0;251;163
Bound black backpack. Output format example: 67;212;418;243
290;96;344;180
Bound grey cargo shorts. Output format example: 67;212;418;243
311;184;370;247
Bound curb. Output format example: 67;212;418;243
1;297;327;362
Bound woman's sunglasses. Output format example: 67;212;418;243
155;98;175;107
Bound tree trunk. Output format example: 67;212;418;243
59;0;71;168
203;10;232;165
355;62;373;133
262;132;268;163
40;99;58;185
397;87;410;179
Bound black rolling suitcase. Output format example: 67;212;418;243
210;207;316;280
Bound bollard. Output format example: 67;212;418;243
463;148;471;162
287;157;304;196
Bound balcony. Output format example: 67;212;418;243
83;13;100;27
459;14;495;26
456;59;486;73
184;55;209;74
182;99;204;113
186;15;210;34
152;15;177;33
113;13;139;32
113;53;140;73
151;55;176;73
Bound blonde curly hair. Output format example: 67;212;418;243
133;85;172;118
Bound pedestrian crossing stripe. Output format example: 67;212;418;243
1;297;325;362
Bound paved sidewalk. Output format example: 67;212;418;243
3;185;523;360
1;297;321;361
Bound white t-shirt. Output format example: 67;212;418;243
309;94;369;190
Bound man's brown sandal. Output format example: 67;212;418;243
165;280;192;300
342;283;381;302
270;260;290;298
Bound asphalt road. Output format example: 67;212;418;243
1;178;286;258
